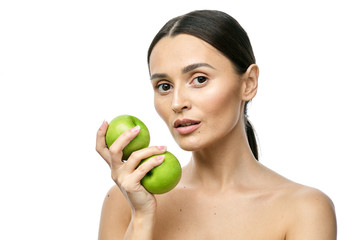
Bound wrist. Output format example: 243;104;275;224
133;210;155;225
131;210;155;234
124;211;155;240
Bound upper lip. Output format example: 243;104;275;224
173;118;201;128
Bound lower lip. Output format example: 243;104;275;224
175;123;201;135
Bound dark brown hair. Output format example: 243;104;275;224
147;10;259;160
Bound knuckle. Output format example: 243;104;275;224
108;146;115;154
96;128;105;138
151;145;161;150
121;129;133;140
123;129;132;136
136;164;149;176
96;128;101;136
108;145;120;154
137;159;159;174
123;129;139;142
129;151;140;160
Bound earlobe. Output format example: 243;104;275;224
241;64;259;101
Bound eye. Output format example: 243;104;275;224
156;83;173;93
192;76;208;86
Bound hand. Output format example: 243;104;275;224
96;121;166;214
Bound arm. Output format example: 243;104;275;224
98;185;156;240
286;188;337;240
98;186;131;239
96;121;165;240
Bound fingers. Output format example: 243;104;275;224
96;121;142;167
96;120;167;195
96;121;111;164
125;145;167;172
108;125;141;155
132;154;165;183
111;146;167;189
118;154;165;193
107;126;142;169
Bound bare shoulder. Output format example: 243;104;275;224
285;183;336;221
98;185;131;240
282;182;337;239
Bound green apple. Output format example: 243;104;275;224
105;115;150;160
139;151;182;194
105;114;182;194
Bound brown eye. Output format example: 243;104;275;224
193;76;208;85
156;83;172;93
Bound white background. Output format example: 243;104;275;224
1;0;359;239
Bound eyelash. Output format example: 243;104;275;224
192;76;208;86
156;83;173;93
155;75;209;94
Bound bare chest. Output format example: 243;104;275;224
153;189;287;240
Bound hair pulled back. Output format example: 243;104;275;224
147;10;259;160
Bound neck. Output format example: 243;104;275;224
183;119;259;191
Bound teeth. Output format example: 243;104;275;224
181;122;196;127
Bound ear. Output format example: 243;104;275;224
240;64;259;101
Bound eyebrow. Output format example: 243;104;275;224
150;62;215;80
182;62;215;74
150;73;169;81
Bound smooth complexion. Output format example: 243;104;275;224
150;34;245;153
149;34;260;189
148;34;336;239
98;34;336;240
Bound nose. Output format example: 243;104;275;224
171;86;191;113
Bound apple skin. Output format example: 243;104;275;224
105;115;150;160
139;151;182;194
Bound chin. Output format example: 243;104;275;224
174;137;206;152
179;144;201;152
170;127;216;152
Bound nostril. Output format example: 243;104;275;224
172;105;189;113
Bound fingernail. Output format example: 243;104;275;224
155;155;165;161
157;146;167;151
131;125;140;133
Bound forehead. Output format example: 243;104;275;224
149;34;230;74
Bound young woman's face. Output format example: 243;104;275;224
149;34;244;151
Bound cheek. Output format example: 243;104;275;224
199;86;241;118
154;96;169;122
197;85;243;142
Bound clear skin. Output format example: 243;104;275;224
96;34;337;239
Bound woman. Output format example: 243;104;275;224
96;10;336;239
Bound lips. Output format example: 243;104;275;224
173;119;201;135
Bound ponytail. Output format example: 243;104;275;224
245;117;259;161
